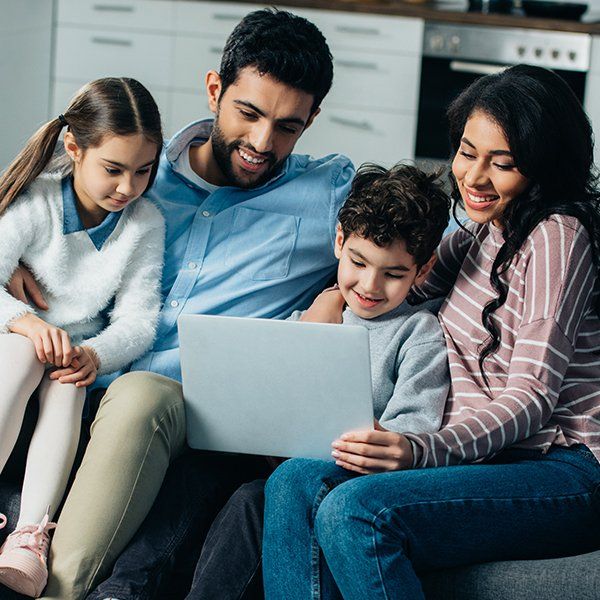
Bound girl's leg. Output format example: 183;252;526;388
18;374;85;526
313;446;600;600
262;458;357;600
0;334;45;473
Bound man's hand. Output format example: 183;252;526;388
7;265;48;310
9;313;74;367
300;285;345;324
331;420;414;474
50;345;99;387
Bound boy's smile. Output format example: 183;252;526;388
334;230;434;320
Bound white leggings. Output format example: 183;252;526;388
0;334;85;526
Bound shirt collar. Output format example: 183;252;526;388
165;118;289;190
61;176;122;251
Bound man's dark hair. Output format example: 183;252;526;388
338;163;450;267
219;9;333;114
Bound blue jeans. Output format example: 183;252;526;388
263;445;600;600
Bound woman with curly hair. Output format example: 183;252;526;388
262;64;600;599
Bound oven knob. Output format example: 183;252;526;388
534;48;543;58
430;34;445;52
449;35;461;53
551;49;560;60
568;51;577;61
517;45;526;57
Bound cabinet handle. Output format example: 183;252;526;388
91;36;132;47
209;46;223;55
449;61;506;76
329;116;373;131
212;13;246;21
336;59;379;71
93;4;135;12
335;25;380;36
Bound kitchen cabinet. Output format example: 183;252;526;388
584;36;600;166
0;0;53;170
51;0;424;167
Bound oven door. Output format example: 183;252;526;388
415;57;587;161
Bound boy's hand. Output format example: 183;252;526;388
301;285;345;324
7;264;49;310
9;313;74;366
50;345;99;387
331;420;414;474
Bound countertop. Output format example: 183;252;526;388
194;0;600;34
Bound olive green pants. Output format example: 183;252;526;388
40;371;186;600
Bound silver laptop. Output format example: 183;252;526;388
178;314;374;460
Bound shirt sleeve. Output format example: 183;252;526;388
82;205;165;374
0;197;39;332
406;218;596;467
379;314;449;435
409;222;476;303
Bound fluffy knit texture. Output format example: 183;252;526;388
0;171;165;375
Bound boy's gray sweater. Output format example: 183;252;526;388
290;302;449;434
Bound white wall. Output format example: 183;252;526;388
0;0;54;170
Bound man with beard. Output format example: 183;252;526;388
5;9;353;600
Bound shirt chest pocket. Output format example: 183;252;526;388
224;207;300;281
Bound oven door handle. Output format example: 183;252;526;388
450;61;507;76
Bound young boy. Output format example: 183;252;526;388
182;162;453;598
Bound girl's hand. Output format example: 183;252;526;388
300;285;345;324
7;264;49;310
331;420;414;474
9;313;74;366
50;345;99;387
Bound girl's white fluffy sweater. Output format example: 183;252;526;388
0;171;165;375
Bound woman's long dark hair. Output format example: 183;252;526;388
447;64;600;381
0;77;163;216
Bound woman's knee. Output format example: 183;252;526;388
95;371;184;432
0;333;43;378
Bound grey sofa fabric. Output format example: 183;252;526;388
422;550;600;600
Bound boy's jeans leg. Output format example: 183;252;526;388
314;446;600;600
263;459;356;600
40;372;186;600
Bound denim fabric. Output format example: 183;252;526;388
86;453;270;600
263;445;600;600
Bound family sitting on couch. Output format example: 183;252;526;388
0;8;598;600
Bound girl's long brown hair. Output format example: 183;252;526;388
0;77;163;216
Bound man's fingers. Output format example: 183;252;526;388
23;271;48;310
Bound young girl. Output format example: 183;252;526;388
0;77;165;597
263;64;600;598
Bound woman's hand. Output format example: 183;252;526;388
9;313;74;366
331;420;414;474
50;345;99;387
300;285;345;324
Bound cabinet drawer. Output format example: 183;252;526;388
330;50;421;112
172;35;226;91
52;79;171;130
296;106;416;167
169;91;212;137
57;0;173;32
295;9;423;55
174;1;262;36
55;27;172;88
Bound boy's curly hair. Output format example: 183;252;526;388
338;163;451;267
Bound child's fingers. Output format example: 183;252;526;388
33;337;46;363
50;366;78;380
50;329;64;366
56;366;88;384
41;331;54;364
75;371;97;387
61;331;73;367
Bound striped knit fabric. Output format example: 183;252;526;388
406;215;600;467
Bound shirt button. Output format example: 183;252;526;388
202;210;211;217
170;300;179;308
187;261;197;270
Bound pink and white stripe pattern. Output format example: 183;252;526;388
407;215;600;467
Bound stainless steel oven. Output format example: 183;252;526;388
415;23;591;161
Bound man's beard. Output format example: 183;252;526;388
211;119;285;189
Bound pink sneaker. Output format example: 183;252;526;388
0;512;56;598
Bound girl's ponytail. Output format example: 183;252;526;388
0;77;162;217
0;116;67;216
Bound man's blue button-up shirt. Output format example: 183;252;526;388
128;119;354;382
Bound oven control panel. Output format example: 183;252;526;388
423;23;590;72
